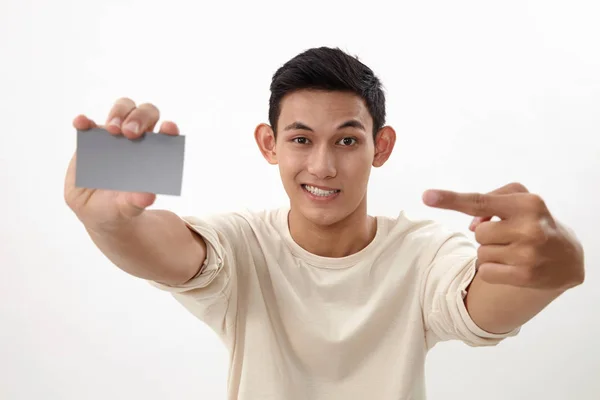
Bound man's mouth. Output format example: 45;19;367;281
301;184;341;197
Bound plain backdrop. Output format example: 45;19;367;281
1;0;599;399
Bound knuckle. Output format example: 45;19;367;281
519;267;537;286
518;246;538;266
508;182;528;193
522;222;547;244
138;102;159;112
134;103;160;122
473;193;487;212
63;190;72;207
577;268;585;285
526;194;546;212
110;97;136;120
115;97;136;108
474;222;491;243
476;246;486;260
476;245;493;264
474;228;484;243
64;191;79;212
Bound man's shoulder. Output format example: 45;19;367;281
181;207;284;234
375;210;473;255
376;210;447;238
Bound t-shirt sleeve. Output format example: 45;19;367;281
420;228;520;350
148;213;239;337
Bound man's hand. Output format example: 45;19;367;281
423;182;585;291
65;97;181;233
64;98;206;285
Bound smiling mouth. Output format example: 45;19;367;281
301;184;341;197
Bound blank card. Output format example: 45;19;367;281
75;128;186;196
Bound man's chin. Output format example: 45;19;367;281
292;202;347;227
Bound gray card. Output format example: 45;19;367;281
75;128;185;196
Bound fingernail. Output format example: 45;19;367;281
108;117;121;128
423;190;441;205
123;121;139;134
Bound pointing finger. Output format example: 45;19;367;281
469;183;530;230
423;190;525;218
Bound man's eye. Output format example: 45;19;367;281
292;137;309;144
339;137;357;146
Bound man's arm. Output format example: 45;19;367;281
464;265;565;334
423;184;585;335
86;209;207;286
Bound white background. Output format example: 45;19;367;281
1;0;599;399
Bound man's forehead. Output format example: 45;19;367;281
279;90;372;124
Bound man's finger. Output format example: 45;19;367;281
158;120;180;136
423;190;529;218
119;192;157;218
469;183;529;230
474;220;520;245
73;114;98;131
477;262;533;287
121;102;161;139
105;97;137;135
477;243;526;266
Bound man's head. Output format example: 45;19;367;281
255;47;396;226
268;47;386;139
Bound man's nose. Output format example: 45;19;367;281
306;145;337;179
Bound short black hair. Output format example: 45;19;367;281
268;47;386;138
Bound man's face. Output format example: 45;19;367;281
270;89;382;226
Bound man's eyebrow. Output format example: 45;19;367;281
337;120;366;131
283;122;313;132
283;120;366;132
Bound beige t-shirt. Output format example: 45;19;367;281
151;207;519;400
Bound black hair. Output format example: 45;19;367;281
268;47;386;138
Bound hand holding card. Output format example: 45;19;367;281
64;98;185;232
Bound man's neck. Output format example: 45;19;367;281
287;204;377;258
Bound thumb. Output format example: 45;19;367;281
469;216;492;231
477;262;526;287
118;192;156;218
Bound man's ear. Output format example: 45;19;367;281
254;123;278;165
372;126;396;167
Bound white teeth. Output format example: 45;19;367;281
303;185;339;197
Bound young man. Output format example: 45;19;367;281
65;47;585;399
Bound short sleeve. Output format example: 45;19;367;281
420;230;520;350
148;214;239;337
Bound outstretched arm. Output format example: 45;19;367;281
423;183;585;334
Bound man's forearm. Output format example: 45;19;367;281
464;269;565;334
86;210;206;285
